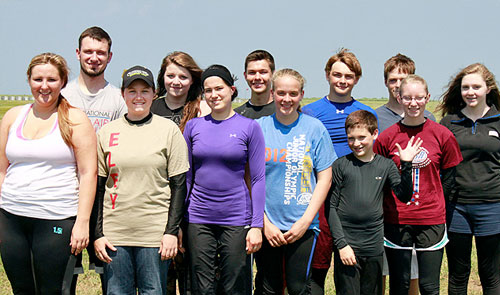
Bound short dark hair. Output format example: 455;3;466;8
345;110;378;134
78;26;112;52
244;50;275;72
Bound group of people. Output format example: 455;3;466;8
0;25;499;295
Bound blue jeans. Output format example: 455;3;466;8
104;246;170;295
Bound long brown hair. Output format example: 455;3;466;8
437;63;500;117
27;53;74;148
156;51;202;132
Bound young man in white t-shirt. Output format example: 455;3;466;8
62;26;126;133
61;26;126;294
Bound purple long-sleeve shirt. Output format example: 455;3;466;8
183;113;266;227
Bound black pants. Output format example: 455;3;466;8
71;246;106;295
0;209;75;295
254;230;316;295
384;224;445;295
187;223;251;295
447;232;500;295
385;248;442;295
310;268;328;295
333;251;382;295
167;252;191;295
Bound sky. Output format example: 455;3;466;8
1;0;499;101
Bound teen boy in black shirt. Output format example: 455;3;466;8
234;50;275;119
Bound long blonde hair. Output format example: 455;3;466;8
27;53;74;148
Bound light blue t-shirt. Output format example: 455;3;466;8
257;113;337;231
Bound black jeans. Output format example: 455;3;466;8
0;209;75;295
447;232;500;295
254;230;316;295
187;223;251;295
333;251;383;295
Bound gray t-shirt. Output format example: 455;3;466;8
375;104;436;133
62;79;127;132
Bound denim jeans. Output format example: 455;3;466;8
104;246;170;295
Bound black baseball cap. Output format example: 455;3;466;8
122;65;155;89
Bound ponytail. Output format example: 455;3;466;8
57;96;74;148
27;53;73;147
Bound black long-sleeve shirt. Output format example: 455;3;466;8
441;105;500;203
328;154;413;256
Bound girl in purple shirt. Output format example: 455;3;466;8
183;65;265;295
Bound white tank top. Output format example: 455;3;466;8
0;104;79;219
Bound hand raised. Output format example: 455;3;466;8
396;136;423;162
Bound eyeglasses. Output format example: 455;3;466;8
400;96;427;103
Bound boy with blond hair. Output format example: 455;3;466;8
303;49;377;294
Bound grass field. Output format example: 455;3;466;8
0;98;483;294
0;101;30;119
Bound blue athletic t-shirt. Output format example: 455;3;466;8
302;96;378;157
257;113;336;231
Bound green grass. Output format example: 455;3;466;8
0;101;32;119
0;98;483;294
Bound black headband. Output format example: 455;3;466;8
201;67;234;88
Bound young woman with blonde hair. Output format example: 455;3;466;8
0;52;96;294
374;75;462;295
255;69;335;295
